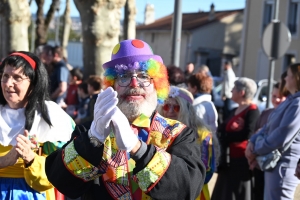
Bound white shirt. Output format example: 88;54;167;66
0;101;74;146
193;94;218;133
221;68;236;98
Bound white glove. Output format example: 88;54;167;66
111;108;139;152
90;87;118;142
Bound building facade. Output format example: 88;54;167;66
136;5;244;76
239;0;300;80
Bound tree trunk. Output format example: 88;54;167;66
0;0;31;58
60;0;71;59
74;0;126;78
0;0;9;59
34;0;59;49
123;0;136;40
35;0;46;48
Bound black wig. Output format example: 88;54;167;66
0;51;52;130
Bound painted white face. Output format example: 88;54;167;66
114;71;157;122
1;65;31;109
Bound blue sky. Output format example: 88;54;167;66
30;0;245;23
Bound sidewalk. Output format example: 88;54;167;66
208;173;300;198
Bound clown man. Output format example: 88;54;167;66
45;39;206;200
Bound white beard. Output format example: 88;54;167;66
117;88;158;122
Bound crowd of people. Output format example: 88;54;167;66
0;39;300;200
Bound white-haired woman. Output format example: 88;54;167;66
211;77;260;200
159;86;220;200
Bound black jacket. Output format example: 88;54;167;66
45;120;205;200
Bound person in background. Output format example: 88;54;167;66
255;78;289;131
184;62;195;80
45;39;205;200
279;71;290;98
187;73;218;133
221;60;236;121
199;65;213;78
34;45;44;58
167;65;186;88
75;75;102;127
62;57;73;71
198;64;216;104
251;73;290;200
212;77;260;200
49;46;69;107
74;82;90;124
0;52;74;200
159;86;219;200
64;68;83;118
246;63;300;200
40;45;54;76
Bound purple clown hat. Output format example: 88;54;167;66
102;39;163;69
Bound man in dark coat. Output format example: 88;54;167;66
45;39;205;200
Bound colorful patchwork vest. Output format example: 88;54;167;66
63;113;186;200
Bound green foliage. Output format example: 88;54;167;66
69;29;81;42
47;19;81;42
27;18;82;50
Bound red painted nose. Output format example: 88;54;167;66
130;77;139;87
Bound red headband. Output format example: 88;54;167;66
10;52;36;70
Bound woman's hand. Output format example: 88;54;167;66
15;130;37;165
245;141;257;168
0;146;19;168
249;159;258;170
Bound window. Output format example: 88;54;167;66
288;0;299;34
262;1;274;31
151;33;155;43
283;54;296;71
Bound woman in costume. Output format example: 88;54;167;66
158;86;220;200
0;52;74;200
211;77;260;200
246;63;300;199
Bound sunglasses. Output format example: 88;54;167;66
162;104;180;112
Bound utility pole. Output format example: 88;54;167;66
170;0;182;67
266;0;279;108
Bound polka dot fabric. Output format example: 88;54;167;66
131;39;144;48
103;39;163;70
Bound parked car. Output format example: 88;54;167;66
212;78;274;113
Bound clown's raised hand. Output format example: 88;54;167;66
90;87;118;142
111;108;139;152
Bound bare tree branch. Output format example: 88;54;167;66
45;0;59;29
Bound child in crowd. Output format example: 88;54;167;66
64;68;83;118
74;82;90;124
75;75;102;128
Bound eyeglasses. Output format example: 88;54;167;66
0;74;30;85
116;72;152;87
162;104;180;112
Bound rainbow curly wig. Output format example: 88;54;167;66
102;39;169;104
